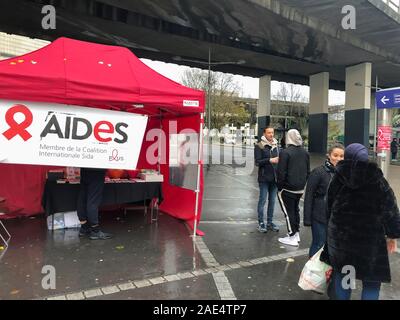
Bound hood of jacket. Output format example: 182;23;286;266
335;160;383;189
286;129;302;146
259;136;278;150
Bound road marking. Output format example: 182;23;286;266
194;236;220;268
213;272;236;300
41;248;308;300
199;219;301;226
215;169;259;191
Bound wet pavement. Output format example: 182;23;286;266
0;146;400;300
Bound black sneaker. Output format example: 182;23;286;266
79;224;91;237
267;223;280;232
257;223;267;233
89;230;113;240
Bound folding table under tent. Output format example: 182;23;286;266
0;37;205;236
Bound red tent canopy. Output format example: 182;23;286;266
0;37;205;234
0;37;204;114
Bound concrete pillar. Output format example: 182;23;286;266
309;72;329;153
344;63;372;147
257;75;271;139
370;92;377;158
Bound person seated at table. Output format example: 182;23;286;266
77;168;113;240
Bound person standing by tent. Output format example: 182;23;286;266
254;127;280;233
391;138;398;161
320;143;400;300
303;144;344;257
77;168;113;240
277;129;310;246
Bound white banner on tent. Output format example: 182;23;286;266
0;100;148;169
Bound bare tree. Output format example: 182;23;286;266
181;69;246;130
181;69;208;91
273;83;307;103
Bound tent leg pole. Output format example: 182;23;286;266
193;113;204;238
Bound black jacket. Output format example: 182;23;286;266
303;161;335;226
391;141;398;153
254;142;279;183
320;160;400;282
277;145;310;192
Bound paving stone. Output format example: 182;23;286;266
101;285;120;295
164;275;180;282
47;295;67;300
83;289;103;298
66;292;85;300
117;282;136;291
176;272;194;279
149;277;167;285
133;280;152;288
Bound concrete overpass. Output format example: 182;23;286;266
0;0;400;151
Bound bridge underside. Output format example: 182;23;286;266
1;0;400;90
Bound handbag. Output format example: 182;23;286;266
298;246;333;294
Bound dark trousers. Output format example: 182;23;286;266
309;221;327;257
330;271;381;300
278;190;302;236
77;168;106;226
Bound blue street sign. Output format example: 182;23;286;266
376;87;400;109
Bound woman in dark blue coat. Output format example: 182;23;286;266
303;144;344;257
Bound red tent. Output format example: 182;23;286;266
0;37;205;234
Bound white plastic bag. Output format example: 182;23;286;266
298;247;333;294
47;211;81;230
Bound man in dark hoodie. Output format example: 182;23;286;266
254;127;280;233
321;143;400;300
277;129;310;246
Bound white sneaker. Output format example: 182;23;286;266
278;235;299;247
286;232;300;243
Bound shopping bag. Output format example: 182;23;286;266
47;211;81;230
298;247;333;294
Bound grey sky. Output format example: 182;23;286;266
141;58;346;106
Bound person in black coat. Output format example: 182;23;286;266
77;168;113;240
254;127;280;233
277;129;310;246
390;138;398;161
303;144;344;257
321;143;400;300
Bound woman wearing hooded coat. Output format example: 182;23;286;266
321;143;400;300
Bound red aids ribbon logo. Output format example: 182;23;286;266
2;104;33;141
377;128;383;141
